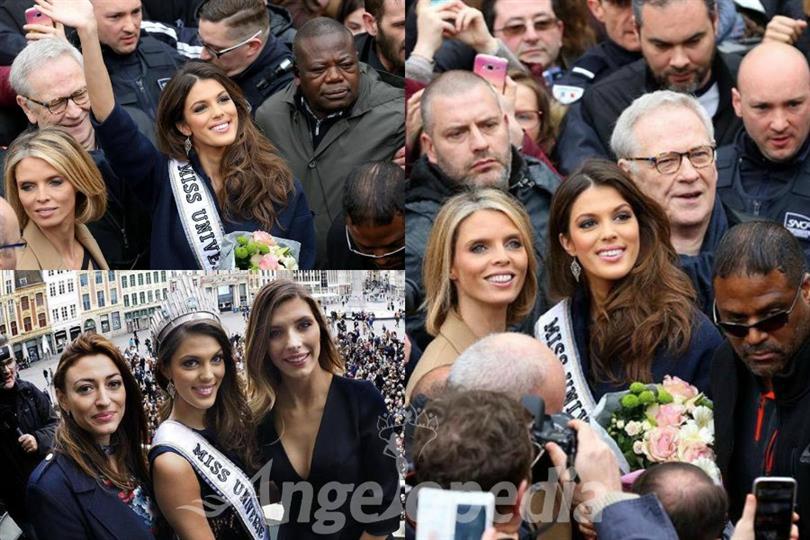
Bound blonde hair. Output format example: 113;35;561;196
3;127;107;229
422;188;538;336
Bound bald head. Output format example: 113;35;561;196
732;42;810;162
0;197;20;270
420;70;502;136
411;365;452;400
448;332;566;413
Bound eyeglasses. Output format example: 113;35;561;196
345;227;404;259
495;18;559;38
199;29;262;59
713;283;804;338
515;110;542;130
624;145;716;175
23;88;90;116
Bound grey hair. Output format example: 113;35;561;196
448;333;546;399
611;90;715;159
10;39;84;97
632;0;716;27
420;70;502;136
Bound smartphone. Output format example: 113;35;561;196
415;487;495;540
753;476;797;540
473;53;508;94
24;6;53;27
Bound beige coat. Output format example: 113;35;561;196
17;221;109;270
405;310;478;402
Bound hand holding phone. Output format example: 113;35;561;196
473;54;508;94
752;477;796;540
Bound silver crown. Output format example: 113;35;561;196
150;276;222;349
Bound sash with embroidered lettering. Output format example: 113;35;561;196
168;159;226;270
534;299;596;421
152;420;270;540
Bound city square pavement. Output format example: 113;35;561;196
19;293;404;393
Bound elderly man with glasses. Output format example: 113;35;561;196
711;220;810;540
611;90;728;315
197;0;294;113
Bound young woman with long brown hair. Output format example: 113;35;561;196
27;333;160;539
246;279;400;540
148;280;264;540
537;159;722;419
35;0;315;270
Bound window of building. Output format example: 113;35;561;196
69;305;76;318
37;313;45;327
138;274;144;286
140;292;145;304
52;309;58;321
20;297;28;311
148;290;153;303
122;275;128;288
49;284;56;296
97;291;105;308
80;274;88;287
145;273;151;285
82;294;90;311
58;282;65;295
23;317;31;332
35;293;43;306
111;289;118;304
61;306;68;319
10;321;17;335
67;281;74;293
95;271;102;284
111;312;121;330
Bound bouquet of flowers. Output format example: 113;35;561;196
218;231;299;270
593;375;720;483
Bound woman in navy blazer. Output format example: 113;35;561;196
27;333;162;540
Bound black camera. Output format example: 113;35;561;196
522;395;578;473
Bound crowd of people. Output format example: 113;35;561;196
0;0;406;271
403;0;810;537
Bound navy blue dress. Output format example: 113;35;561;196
93;104;316;269
569;288;723;401
256;376;401;539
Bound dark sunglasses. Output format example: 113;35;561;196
712;283;804;338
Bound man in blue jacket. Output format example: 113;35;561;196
197;0;295;113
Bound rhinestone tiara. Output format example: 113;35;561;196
150;276;222;349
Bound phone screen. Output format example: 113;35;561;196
454;504;488;540
755;481;795;540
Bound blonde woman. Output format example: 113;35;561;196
404;188;538;402
3;127;107;269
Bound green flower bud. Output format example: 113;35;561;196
629;382;646;394
638;390;655;404
621;394;640;409
657;389;674;404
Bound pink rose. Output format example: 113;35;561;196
661;375;698;401
252;230;276;246
677;439;714;463
257;254;280;270
654;404;685;428
642;426;679;462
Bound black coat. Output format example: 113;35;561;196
712;335;810;539
0;379;57;524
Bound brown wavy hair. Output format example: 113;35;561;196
155;320;258;471
155;61;294;231
245;278;344;419
547;159;696;384
53;333;149;491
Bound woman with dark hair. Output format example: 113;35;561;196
27;333;159;539
246;279;400;540
537;159;722;419
37;0;316;270
148;280;265;540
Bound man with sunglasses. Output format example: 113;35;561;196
711;221;810;539
197;0;294;113
327;161;404;270
717;42;810;263
612;90;729;315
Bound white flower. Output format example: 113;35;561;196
642;420;652;431
625;421;642;437
679;421;714;446
692;406;713;430
633;440;644;455
692;456;723;485
616;419;626;429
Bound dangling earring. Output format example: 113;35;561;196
184;136;192;156
167;381;176;398
570;258;581;283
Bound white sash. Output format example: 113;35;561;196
168;159;226;270
534;299;597;422
152;420;269;540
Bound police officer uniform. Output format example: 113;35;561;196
717;130;810;262
551;38;641;105
232;32;294;114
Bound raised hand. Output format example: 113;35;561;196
23;21;66;42
34;0;96;32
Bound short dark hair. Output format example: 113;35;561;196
713;221;807;289
412;390;532;514
365;0;384;21
343;161;404;226
481;0;561;31
293;17;354;62
197;0;270;39
633;462;727;540
632;0;716;27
